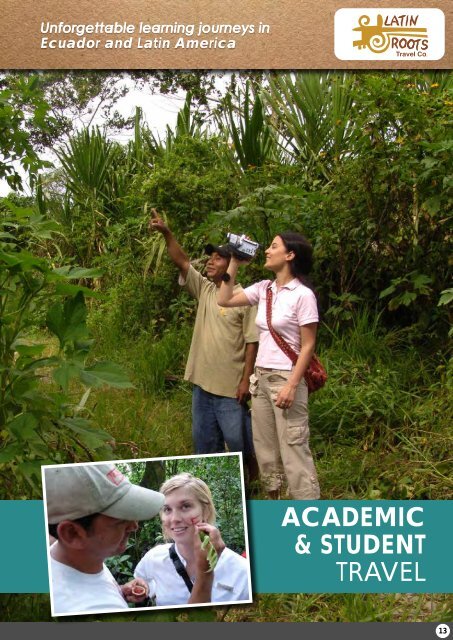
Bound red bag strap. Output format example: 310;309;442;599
266;286;298;365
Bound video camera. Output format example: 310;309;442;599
226;233;260;260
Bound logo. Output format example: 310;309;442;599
335;9;445;60
107;468;125;485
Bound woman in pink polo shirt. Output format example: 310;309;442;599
217;232;320;500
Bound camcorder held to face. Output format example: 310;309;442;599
226;233;260;260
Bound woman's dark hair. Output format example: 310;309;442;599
278;231;313;281
48;513;100;540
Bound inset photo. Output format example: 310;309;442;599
42;453;252;617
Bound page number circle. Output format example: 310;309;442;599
436;625;451;638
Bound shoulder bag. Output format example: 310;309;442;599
265;286;327;394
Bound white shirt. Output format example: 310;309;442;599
244;279;319;370
134;543;252;607
50;552;128;616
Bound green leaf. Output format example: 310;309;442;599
423;196;441;214
17;461;44;489
53;361;82;392
438;289;453;306
379;285;396;299
7;413;39;440
399;292;417;307
0;249;48;272
54;282;101;298
46;292;88;348
80;362;134;389
19;356;60;372
60;417;113;449
13;343;46;357
421;157;437;169
28;216;61;240
411;273;432;287
0;442;25;463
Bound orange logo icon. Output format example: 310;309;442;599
353;14;428;54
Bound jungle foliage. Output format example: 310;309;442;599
0;70;451;623
1;70;451;495
36;72;452;344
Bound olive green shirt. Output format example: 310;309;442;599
180;265;258;398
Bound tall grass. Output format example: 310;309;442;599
309;311;452;499
89;308;452;499
2;592;451;622
86;324;194;459
225;593;452;622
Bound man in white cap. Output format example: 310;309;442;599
44;462;216;616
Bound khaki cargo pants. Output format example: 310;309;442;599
249;367;320;499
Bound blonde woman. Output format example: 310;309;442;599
134;473;250;606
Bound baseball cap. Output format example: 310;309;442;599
204;243;232;259
44;463;165;524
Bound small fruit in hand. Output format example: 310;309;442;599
198;528;218;572
191;518;219;572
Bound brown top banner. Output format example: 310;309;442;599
0;0;451;69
